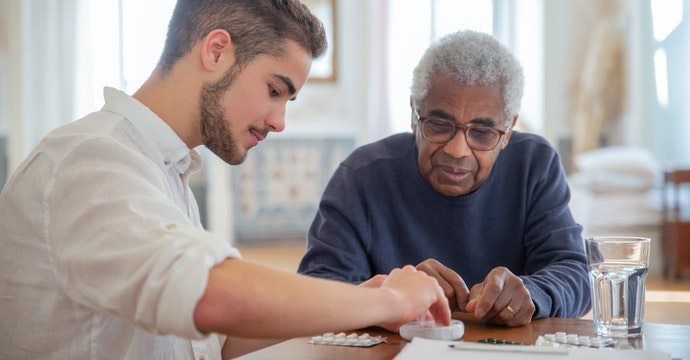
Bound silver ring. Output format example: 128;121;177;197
505;305;516;315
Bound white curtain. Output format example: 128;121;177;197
1;0;83;172
365;0;391;142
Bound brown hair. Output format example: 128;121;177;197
158;0;327;73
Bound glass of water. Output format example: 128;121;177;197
585;236;651;337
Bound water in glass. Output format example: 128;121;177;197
589;261;648;337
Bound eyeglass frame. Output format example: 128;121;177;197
413;109;512;151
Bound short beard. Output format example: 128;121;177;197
199;64;246;165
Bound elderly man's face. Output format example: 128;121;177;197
412;73;515;197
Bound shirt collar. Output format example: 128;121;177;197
101;87;202;174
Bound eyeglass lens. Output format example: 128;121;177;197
421;119;501;150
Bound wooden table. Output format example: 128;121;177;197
237;313;690;359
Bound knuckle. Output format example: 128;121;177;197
512;275;524;285
486;283;502;294
493;266;509;275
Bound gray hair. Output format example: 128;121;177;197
411;30;524;121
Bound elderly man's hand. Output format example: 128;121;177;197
463;267;535;326
359;274;388;288
415;258;470;311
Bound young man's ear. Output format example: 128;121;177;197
200;29;235;72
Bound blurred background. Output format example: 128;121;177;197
1;0;689;278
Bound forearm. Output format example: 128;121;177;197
521;261;591;318
194;258;406;338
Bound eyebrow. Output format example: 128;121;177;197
274;74;298;101
427;109;498;127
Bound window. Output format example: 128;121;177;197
75;0;175;118
650;0;682;108
648;0;690;164
386;0;544;135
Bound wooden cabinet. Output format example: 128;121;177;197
662;169;690;279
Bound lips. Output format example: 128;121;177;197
249;129;266;145
437;166;472;184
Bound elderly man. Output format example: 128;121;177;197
299;30;591;327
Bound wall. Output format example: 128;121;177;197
545;1;653;171
0;0;25;172
281;0;368;144
207;0;371;243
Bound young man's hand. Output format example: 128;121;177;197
415;258;470;311
371;265;451;332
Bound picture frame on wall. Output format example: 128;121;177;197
302;0;337;82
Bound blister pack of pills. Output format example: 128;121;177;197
307;332;387;347
535;332;615;348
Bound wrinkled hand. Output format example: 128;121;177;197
463;267;535;326
416;258;469;311
377;265;451;332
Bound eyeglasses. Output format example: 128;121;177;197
414;110;509;151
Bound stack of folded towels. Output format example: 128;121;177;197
567;146;663;275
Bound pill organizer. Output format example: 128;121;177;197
535;332;615;348
399;319;465;341
307;332;387;347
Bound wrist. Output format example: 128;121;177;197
372;286;408;328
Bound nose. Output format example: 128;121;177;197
442;129;473;158
266;104;286;133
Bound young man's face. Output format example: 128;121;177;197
412;73;515;197
200;41;312;165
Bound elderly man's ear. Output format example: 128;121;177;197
500;115;519;150
409;96;417;131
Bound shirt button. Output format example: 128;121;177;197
164;159;171;166
165;223;177;231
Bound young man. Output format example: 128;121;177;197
0;1;449;359
299;30;591;327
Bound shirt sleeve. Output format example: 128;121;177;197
298;163;373;283
46;137;240;339
520;148;592;319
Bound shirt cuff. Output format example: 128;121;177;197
155;224;240;339
521;276;552;319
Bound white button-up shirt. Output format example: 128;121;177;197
0;87;240;360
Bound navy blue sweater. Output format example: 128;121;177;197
298;132;591;319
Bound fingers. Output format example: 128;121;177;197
463;282;483;313
428;297;451;326
416;258;469;310
471;270;506;319
382;265;451;328
489;299;535;326
464;267;536;326
493;303;517;324
359;274;388;288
